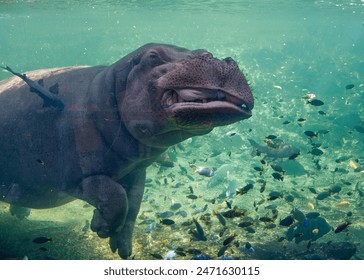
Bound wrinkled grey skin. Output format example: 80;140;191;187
0;43;253;258
248;138;299;160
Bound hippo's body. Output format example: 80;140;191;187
0;43;253;258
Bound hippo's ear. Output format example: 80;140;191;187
104;47;147;99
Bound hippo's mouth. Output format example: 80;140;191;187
162;88;253;128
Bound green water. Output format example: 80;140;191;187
0;0;363;260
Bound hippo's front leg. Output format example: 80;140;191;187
109;168;146;259
76;175;128;238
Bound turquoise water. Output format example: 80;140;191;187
0;0;363;260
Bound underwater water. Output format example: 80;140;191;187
0;0;363;260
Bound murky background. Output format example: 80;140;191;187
0;0;363;260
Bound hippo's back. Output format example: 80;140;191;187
0;66;105;208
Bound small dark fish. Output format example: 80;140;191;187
236;183;254;195
265;135;277;140
277;236;285;242
316;191;330;200
304;130;318;138
170;203;182;211
223;234;236;246
297;118;306;122
217;245;228;257
253;166;263;172
32;237;52;244
82;220;90;234
265;223;276;229
345;84;354;90
195;167;214;177
175;251;186;257
189;186;194;194
238;221;254;228
157;211;174;218
288;153;300;160
310;148;324;156
39;247;48;252
272;172;284;181
150;253;163;259
334;221;351;233
268;191;283;200
308;99;324;106
329;185;342;194
193;218;207;241
160;218;175;225
308;187;317;194
225;200;232;209
282;120;291;125
271;164;285;174
279;215;294;227
244;227;256;234
259;216;273;223
186;194;198;199
285;195;295;202
222;207;246;218
214;211;226;226
306;212;320;219
291;208;305;222
245;242;252;249
259;181;266;193
1;66;65;110
187;248;202;255
229;132;236;137
36;159;45;166
318;110;326;115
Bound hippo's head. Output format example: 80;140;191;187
111;43;254;148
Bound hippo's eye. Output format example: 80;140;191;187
147;51;164;67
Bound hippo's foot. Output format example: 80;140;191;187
9;204;31;219
109;230;133;259
77;175;129;238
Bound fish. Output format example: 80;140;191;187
335;200;350;207
268;191;283;201
248;138;300;160
272;172;284;181
265;135;278;140
279;215;294;227
217;245;229;257
307;99;324;106
192;218;207;241
310;148;324;156
238;221;254;228
270;164;285;173
222;234;236;246
32;237;52;244
186;194;198;199
222;207;247;218
304;130;318;138
297;118;306;122
334;221;351;233
345;84;354;90
1;66;65;110
195;166;214;177
214;211;227;226
307;202;315;210
157;211;174;218
82;220;90;234
316;191;330;200
259;181;266;193
36;159;45;166
235;183;254;195
160;218;175;225
150;253;163;260
259;217;273;223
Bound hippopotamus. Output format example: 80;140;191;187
0;43;253;258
